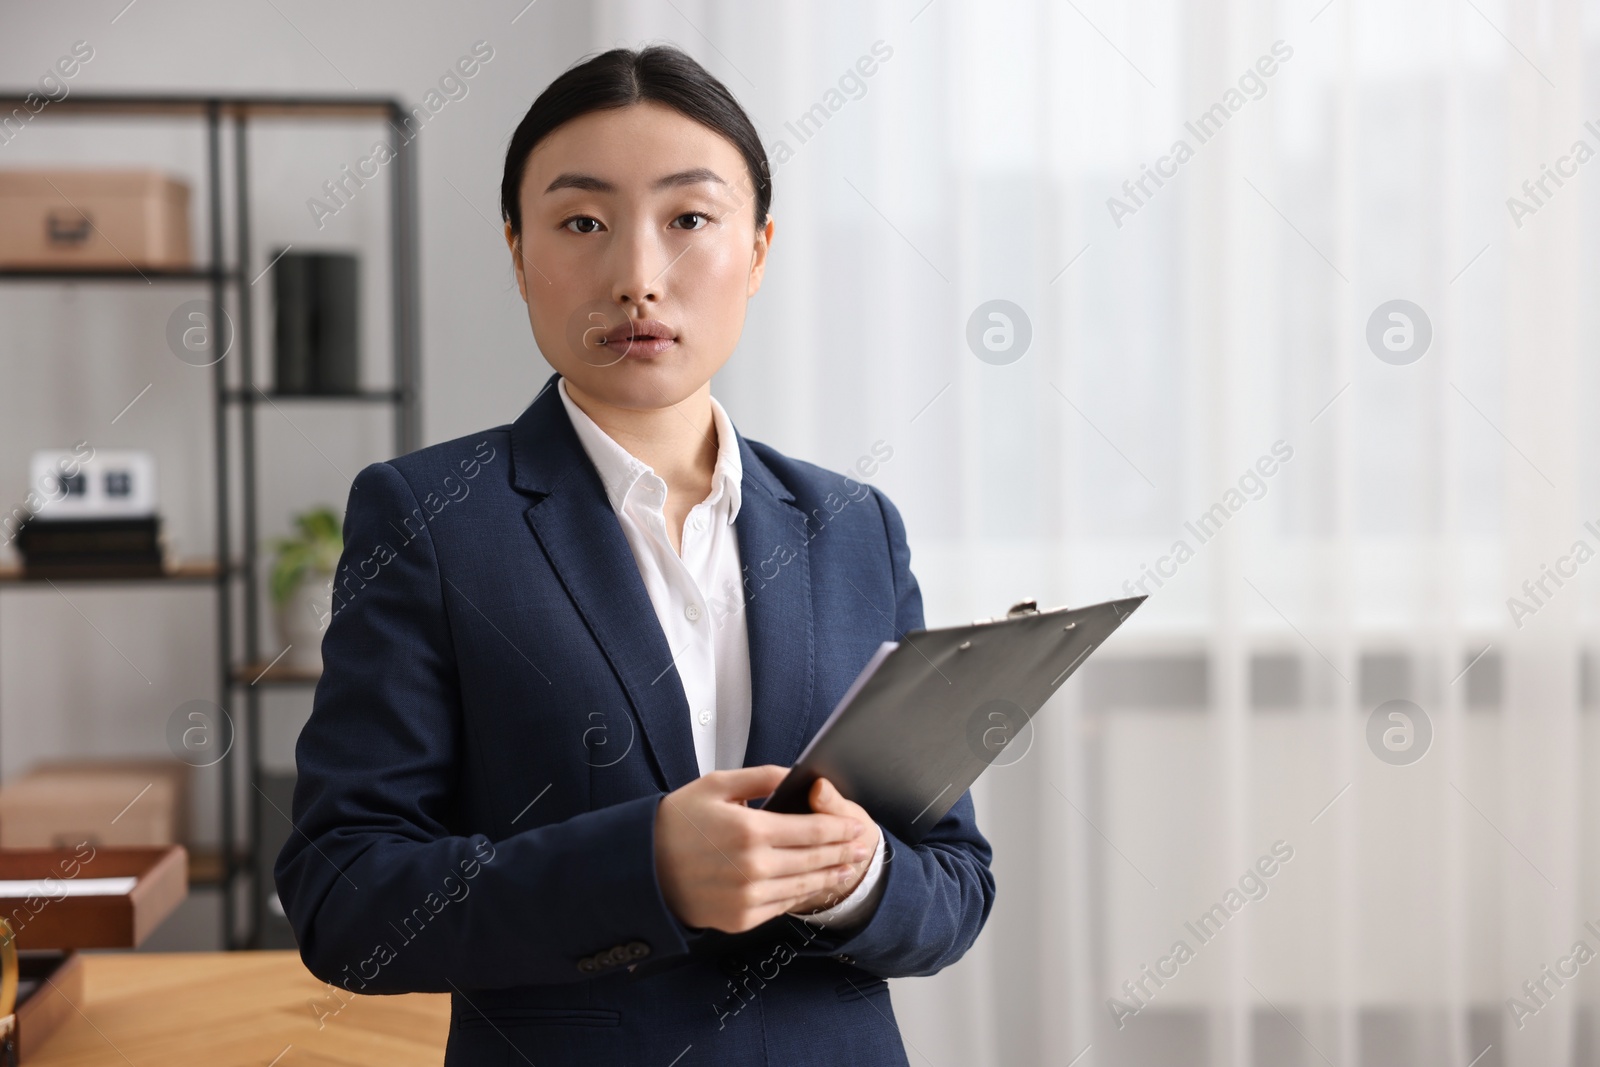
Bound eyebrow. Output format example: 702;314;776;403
543;167;727;195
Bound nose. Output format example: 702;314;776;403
610;224;669;309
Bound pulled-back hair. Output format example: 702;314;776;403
500;44;771;236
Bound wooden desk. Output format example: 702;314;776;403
30;951;449;1066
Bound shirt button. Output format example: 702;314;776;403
698;709;712;726
684;603;702;622
691;515;706;531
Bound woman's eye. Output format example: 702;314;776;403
563;216;603;234
672;212;712;230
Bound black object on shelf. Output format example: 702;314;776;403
272;250;359;394
14;516;164;578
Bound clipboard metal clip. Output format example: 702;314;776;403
972;598;1041;627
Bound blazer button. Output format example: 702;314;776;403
626;941;650;959
835;954;854;965
577;955;599;974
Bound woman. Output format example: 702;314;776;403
275;44;994;1067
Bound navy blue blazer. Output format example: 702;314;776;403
274;370;996;1066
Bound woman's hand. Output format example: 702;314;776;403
782;776;880;915
653;765;869;934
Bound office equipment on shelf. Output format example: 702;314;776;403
273;249;360;394
27;449;156;519
15;450;164;577
0;169;192;269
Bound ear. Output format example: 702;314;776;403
746;214;775;298
504;221;528;303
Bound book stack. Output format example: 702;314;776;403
13;515;164;578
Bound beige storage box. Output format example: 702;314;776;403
0;169;193;269
0;759;189;849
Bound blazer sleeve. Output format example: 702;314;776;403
273;461;696;992
790;485;997;978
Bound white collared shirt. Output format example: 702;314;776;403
557;376;885;929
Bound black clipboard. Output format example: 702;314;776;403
758;594;1146;843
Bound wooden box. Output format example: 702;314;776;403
2;951;83;1063
0;845;187;951
0;169;192;269
0;762;187;849
0;848;184;1060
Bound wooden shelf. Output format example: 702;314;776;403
0;266;236;283
0;93;401;120
0;559;221;585
233;660;322;686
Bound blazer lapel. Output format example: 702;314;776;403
512;374;701;793
509;372;818;791
733;437;817;772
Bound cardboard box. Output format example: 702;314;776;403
31;759;190;845
0;169;192;269
0;761;189;849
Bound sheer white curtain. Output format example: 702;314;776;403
590;1;1594;1064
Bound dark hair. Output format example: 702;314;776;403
500;45;771;237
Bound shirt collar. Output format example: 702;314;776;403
557;375;743;524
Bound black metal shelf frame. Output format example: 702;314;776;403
0;93;421;950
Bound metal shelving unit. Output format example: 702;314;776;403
0;93;421;950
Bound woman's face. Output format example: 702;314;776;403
505;101;774;412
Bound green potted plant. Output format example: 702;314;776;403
269;505;342;670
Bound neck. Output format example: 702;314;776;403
563;377;719;491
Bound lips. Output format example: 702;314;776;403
601;319;676;347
